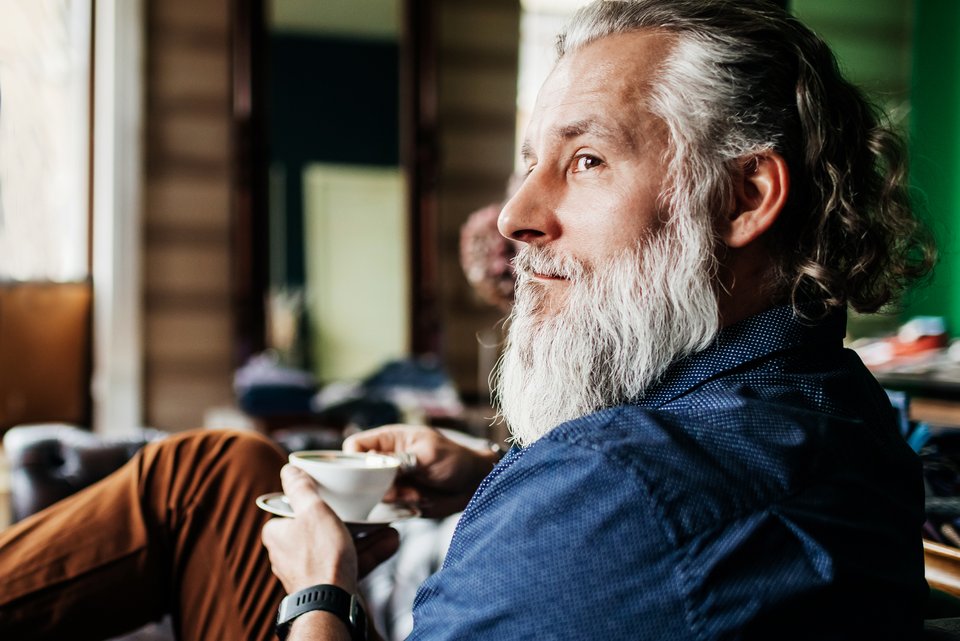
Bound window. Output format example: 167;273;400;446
0;0;92;281
516;0;594;170
0;0;145;435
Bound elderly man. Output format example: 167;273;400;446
0;1;937;640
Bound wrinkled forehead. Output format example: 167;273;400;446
554;30;672;90
526;30;675;147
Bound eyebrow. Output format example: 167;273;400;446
556;118;627;143
520;116;636;164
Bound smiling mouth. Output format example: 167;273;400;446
532;272;569;281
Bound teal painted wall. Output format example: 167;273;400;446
792;0;912;111
904;0;960;333
793;0;960;336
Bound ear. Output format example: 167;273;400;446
720;151;789;248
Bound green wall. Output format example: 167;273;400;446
792;0;912;110
904;0;960;332
794;0;960;336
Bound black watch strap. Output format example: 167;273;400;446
275;584;367;641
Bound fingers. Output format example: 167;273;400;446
260;516;283;551
343;423;446;455
343;425;406;454
261;469;360;594
387;483;423;506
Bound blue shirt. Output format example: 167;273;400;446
409;306;928;640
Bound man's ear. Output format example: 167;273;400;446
721;151;789;248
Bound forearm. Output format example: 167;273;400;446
287;611;350;641
287;611;384;641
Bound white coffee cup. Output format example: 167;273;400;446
288;450;401;522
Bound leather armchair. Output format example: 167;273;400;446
4;423;169;524
3;423;175;640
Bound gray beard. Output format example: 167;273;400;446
491;219;720;448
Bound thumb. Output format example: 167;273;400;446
280;464;336;519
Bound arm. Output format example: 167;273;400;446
286;611;351;641
284;612;386;641
344;425;501;518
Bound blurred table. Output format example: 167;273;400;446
868;347;960;426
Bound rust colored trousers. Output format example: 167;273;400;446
0;429;288;641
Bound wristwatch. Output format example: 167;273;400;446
275;584;367;640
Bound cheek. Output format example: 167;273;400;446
560;191;659;260
615;184;664;244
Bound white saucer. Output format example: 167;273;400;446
256;492;420;536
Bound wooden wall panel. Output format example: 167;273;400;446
140;0;520;427
142;0;235;431
145;176;231;232
146;374;238;432
438;68;520;116
150;48;230;103
150;113;230;163
152;0;229;31
146;308;234;365
440;129;518;178
439;3;520;52
435;0;519;403
143;243;232;300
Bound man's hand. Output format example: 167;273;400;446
261;465;400;595
344;425;499;518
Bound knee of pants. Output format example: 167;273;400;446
158;428;285;460
141;428;288;499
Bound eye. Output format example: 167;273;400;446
572;154;603;173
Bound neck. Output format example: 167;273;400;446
716;244;779;328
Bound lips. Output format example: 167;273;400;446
532;272;568;281
513;247;584;282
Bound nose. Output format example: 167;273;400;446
497;172;559;245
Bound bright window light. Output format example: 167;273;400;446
515;0;594;171
0;0;92;281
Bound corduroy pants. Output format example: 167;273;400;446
0;429;287;641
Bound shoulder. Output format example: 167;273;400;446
538;370;905;545
411;392;923;640
539;401;794;534
411;409;696;640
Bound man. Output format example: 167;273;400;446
0;1;937;640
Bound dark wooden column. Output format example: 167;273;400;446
402;0;442;358
229;0;269;367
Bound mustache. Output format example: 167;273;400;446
511;246;586;281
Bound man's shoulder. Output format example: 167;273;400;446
420;372;922;640
543;375;838;470
527;374;892;542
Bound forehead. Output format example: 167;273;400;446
527;30;674;147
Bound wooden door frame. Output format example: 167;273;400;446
228;0;440;368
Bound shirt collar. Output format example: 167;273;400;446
635;305;847;408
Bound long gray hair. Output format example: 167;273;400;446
558;0;935;317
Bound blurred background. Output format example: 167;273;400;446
5;1;960;634
0;0;952;446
